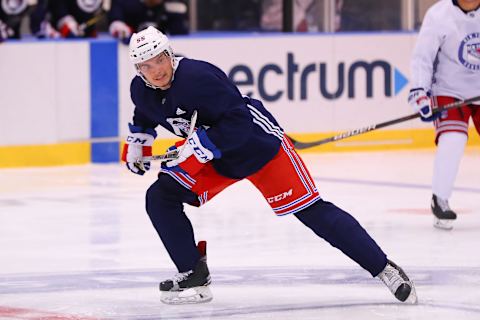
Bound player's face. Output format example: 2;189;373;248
137;52;173;89
458;0;480;11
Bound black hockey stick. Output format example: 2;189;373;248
288;95;480;150
79;12;105;33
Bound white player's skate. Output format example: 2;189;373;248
160;241;213;305
431;194;457;230
377;260;418;304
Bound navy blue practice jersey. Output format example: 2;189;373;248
130;58;284;179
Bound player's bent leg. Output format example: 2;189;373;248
146;176;213;304
146;174;201;274
294;200;417;303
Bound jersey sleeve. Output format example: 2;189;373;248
410;8;443;91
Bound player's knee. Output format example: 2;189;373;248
295;199;350;236
146;175;175;214
145;174;196;216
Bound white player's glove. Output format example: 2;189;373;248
109;20;132;43
408;88;438;122
58;15;80;38
163;128;221;176
121;124;157;176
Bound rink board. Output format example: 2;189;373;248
0;34;478;167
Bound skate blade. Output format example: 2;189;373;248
404;283;418;304
434;218;453;230
161;286;213;305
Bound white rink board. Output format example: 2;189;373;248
1;34;423;145
0;41;90;146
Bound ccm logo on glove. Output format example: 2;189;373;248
126;136;151;144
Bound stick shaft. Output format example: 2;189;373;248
290;96;480;150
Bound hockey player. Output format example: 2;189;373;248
108;0;188;44
122;26;418;305
29;0;60;39
48;0;105;38
408;0;480;230
0;0;37;41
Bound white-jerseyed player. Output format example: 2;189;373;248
408;0;480;230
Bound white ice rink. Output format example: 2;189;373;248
1;148;479;320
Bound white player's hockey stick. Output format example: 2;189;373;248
141;110;198;162
288;95;480;150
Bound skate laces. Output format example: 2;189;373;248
172;270;193;284
379;265;403;291
436;197;451;212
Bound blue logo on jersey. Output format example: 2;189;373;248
228;53;408;102
458;32;480;71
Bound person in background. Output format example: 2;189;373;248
48;0;105;38
29;0;60;39
261;0;316;32
0;0;37;41
339;0;401;31
121;26;418;305
408;0;480;230
196;0;261;31
108;0;188;44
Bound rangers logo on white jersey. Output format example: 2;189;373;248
77;0;102;13
459;32;480;71
1;0;27;15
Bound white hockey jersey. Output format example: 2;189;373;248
410;0;480;101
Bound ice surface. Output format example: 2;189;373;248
1;149;479;319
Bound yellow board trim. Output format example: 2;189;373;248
0;142;91;168
1;128;478;168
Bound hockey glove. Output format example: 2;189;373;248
109;20;133;45
408;88;438;122
121;124;157;175
58;15;80;38
163;128;221;176
36;21;60;39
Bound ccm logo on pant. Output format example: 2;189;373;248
267;189;293;203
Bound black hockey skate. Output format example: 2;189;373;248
377;260;417;304
160;241;213;304
431;194;457;230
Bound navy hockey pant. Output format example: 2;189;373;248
146;174;200;272
146;174;387;276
